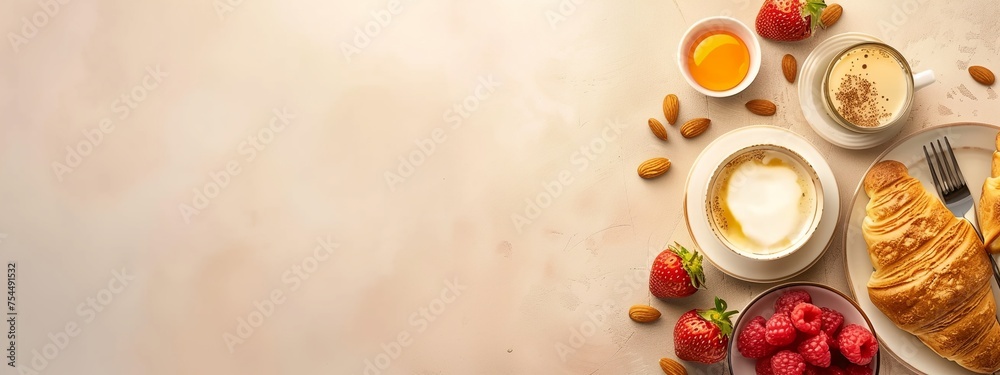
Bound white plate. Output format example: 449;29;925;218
844;122;1000;374
683;126;840;283
798;32;903;150
727;283;880;374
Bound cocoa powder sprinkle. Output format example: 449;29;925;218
834;74;891;128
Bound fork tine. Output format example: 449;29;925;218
923;145;946;198
944;136;968;188
936;140;957;192
933;140;954;193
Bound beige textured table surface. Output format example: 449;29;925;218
2;0;999;374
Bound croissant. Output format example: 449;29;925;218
863;160;1000;374
980;133;1000;254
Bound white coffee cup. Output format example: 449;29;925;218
704;144;824;261
821;42;935;134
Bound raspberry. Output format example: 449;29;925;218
766;313;797;347
787;330;808;351
775;289;812;315
797;331;831;367
771;350;806;375
820;307;844;337
845;364;873;375
828;336;839;352
826;366;847;375
791;303;823;335
830;349;849;368
802;366;824;375
739;316;775;359
756;355;775;375
836;324;878;365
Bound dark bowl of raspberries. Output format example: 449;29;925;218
728;282;880;375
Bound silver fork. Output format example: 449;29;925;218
923;137;1000;295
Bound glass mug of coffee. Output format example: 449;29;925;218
821;42;935;134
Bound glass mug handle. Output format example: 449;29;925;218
913;70;936;91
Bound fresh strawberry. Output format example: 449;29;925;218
755;0;827;42
673;296;738;364
649;242;706;298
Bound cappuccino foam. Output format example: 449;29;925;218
710;149;818;255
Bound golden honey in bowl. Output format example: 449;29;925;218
687;30;750;91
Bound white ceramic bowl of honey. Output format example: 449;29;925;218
677;17;762;98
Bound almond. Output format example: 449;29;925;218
662;94;679;125
820;4;843;29
637;158;670;179
659;358;687;375
628;305;661;323
782;54;797;83
970;65;995;86
680;118;711;138
745;99;777;116
648;118;668;141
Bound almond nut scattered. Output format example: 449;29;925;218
970;65;995;86
746;99;777;116
637;158;671;179
820;3;843;29
659;358;687;375
648;118;668;141
782;54;797;83
680;118;711;138
662;94;679;125
628;305;661;323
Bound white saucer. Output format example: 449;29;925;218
798;32;902;150
683;126;840;283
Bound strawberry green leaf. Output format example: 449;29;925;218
801;0;828;33
670;242;706;290
698;296;739;338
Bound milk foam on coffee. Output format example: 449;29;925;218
827;45;909;128
711;150;817;255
